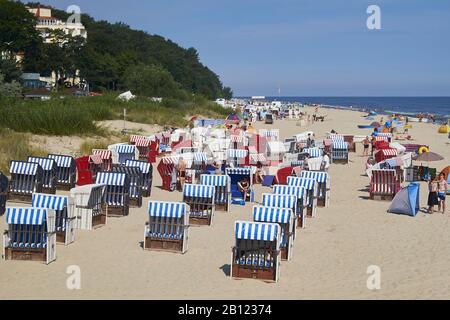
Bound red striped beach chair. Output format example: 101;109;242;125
369;169;401;200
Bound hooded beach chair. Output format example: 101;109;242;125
266;141;286;165
144;201;190;253
3;207;56;264
113;166;143;208
226;167;255;204
273;185;308;229
227;149;248;167
303;148;323;158
95;172;130;217
252;206;294;261
287;176;318;217
111;144;139;165
261;193;298;238
27;156;57;194
331;141;349;164
369;169;401;200
75;156;93;186
375;148;398;163
183;184;215;226
0;173;8;216
125;160;153;197
130;135;151;161
32;193;75;245
48;154;76;190
157;155;179;191
300;171;330;207
92;149;113;171
70;184;106;230
231;221;281;282
199;174;231;212
8;161;43;203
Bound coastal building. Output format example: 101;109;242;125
27;7;87;44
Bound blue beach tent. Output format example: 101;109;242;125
388;183;420;217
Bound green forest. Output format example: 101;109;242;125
0;0;233;99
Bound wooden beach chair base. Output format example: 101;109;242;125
102;204;129;217
215;203;228;212
317;198;326;207
56;182;75;191
280;247;290;261
144;237;184;253
92;213;107;228
142;189;151;198
370;194;395;201
231;264;277;282
189;216;212;226
42;187;56;195
4;247;46;263
7;192;32;203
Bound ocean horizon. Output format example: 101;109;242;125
237;96;450;120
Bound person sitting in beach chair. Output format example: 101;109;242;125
255;162;265;184
237;178;250;201
176;157;187;190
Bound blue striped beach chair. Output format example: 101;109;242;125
261;193;298;239
28;156;57;194
226;167;255;203
303;147;323;158
252;206;294;261
48;154;76;190
300;171;330;207
231;221;281;282
287;176;318;217
32;193;75;245
331;140;349;164
0;172;8;216
227;149;248;167
108;144;139;165
125;159;153;197
199;174;231;212
183;184;215;226
273;184;308;229
8;161;43;203
95;172;130;217
3;207;57;264
113;166;143;208
70;184;106;230
145;201;190;253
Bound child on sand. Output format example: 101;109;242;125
437;173;448;213
427;178;439;214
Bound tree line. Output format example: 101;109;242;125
0;0;233;100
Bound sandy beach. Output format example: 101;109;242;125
1;106;449;300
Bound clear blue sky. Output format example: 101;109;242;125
34;0;450;96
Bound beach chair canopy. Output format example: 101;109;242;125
10;161;40;175
32;193;68;211
303;148;322;158
267;141;286;154
92;149;112;160
125;160;152;174
300;171;328;183
252;206;293;224
262;193;297;209
380;149;398;157
388;183;420;217
332;141;349;150
96;172;127;186
148;201;188;218
161;155;180;165
27;157;56;171
250;153;267;163
230;135;248;145
116;145;137;154
259;129;280;139
193;152;208;163
89;154;103;165
48;154;74;168
183;184;215;199
226;167;253;177
273;185;307;198
227;149;248;159
6;207;48;225
235;220;279;241
200;174;230;188
329;133;345;141
130;135;150;147
287;176;317;190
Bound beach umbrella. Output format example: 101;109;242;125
413;152;444;162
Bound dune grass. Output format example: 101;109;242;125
0;128;48;173
0;94;229;136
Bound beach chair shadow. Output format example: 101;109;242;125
220;264;231;276
138;241;144;249
358;195;371;200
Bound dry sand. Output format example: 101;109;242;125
1;107;449;300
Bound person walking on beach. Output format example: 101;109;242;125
176;157;187;190
362;136;370;157
437;173;448;213
370;135;376;156
427;178;439;214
